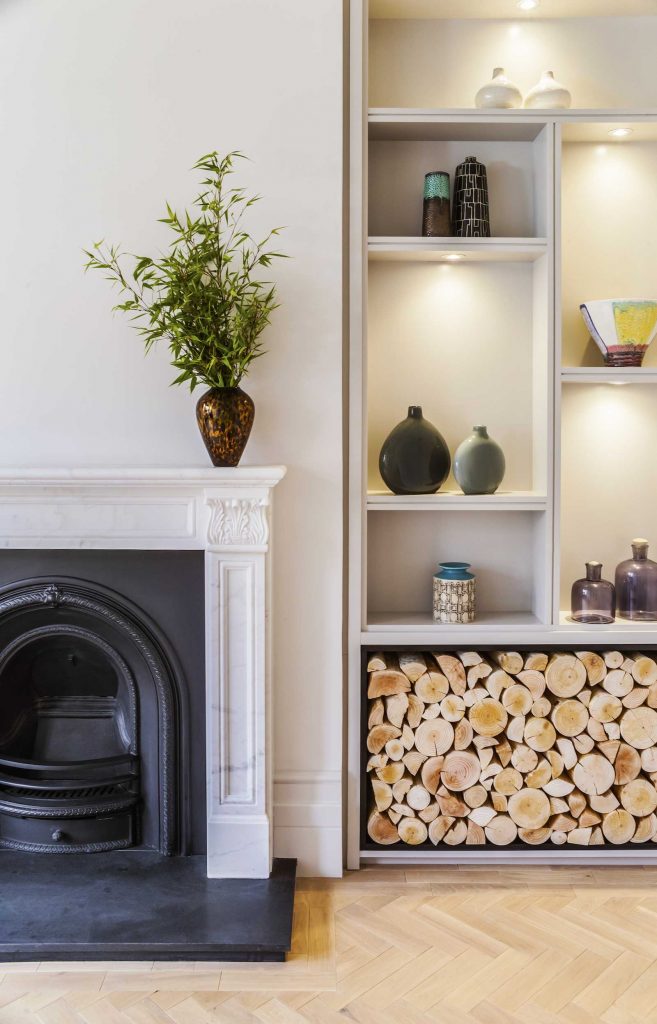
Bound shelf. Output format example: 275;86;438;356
561;368;657;385
362;612;657;647
558;612;657;632
368;238;548;263
367;491;548;511
366;610;542;632
369;111;548;142
369;111;657;145
360;610;540;643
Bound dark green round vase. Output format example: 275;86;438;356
379;406;451;495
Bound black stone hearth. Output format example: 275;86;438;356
0;853;297;961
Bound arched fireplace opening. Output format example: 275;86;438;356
0;579;186;855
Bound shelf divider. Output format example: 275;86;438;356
368;237;548;263
367;491;548;511
562;367;657;385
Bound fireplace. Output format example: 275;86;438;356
0;575;186;855
0;573;194;860
0;470;296;963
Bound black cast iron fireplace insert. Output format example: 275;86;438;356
0;578;182;855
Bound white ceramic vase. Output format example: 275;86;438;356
524;70;571;109
475;68;522;110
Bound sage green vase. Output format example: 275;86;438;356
454;425;505;495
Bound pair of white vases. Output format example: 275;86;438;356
475;68;571;110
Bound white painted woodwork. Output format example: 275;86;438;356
367;492;547;510
368;238;548;262
369;115;547;142
349;0;657;866
0;467;285;878
562;369;657;384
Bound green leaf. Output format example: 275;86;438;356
84;149;285;389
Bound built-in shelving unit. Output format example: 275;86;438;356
348;0;657;867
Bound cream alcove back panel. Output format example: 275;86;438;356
560;385;657;611
0;0;343;875
561;141;657;369
368;260;535;493
369;17;657;110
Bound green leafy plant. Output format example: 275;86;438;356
84;151;285;390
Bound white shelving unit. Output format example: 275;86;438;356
348;0;657;867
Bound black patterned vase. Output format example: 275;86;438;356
452;155;490;237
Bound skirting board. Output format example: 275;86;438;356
274;770;342;877
361;850;657;866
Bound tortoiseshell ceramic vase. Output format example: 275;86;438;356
195;387;255;467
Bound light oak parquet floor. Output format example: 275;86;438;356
3;867;657;1022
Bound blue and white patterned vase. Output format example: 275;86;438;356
433;562;476;624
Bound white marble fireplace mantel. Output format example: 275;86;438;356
0;467;286;878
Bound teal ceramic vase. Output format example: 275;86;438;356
379;406;451;495
422;171;451;237
454;425;505;495
433;562;476;624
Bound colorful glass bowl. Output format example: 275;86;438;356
580;298;657;367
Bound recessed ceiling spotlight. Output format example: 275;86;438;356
517;0;539;10
608;127;633;138
444;253;465;261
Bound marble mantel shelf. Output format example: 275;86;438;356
0;466;287;879
0;466;286;554
0;466;286;484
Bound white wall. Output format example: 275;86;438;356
0;0;343;875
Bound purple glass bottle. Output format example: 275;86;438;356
571;562;615;624
615;539;657;621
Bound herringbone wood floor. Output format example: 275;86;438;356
3;866;657;1022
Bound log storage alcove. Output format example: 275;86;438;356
365;650;657;850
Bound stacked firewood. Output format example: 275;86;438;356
366;650;657;847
